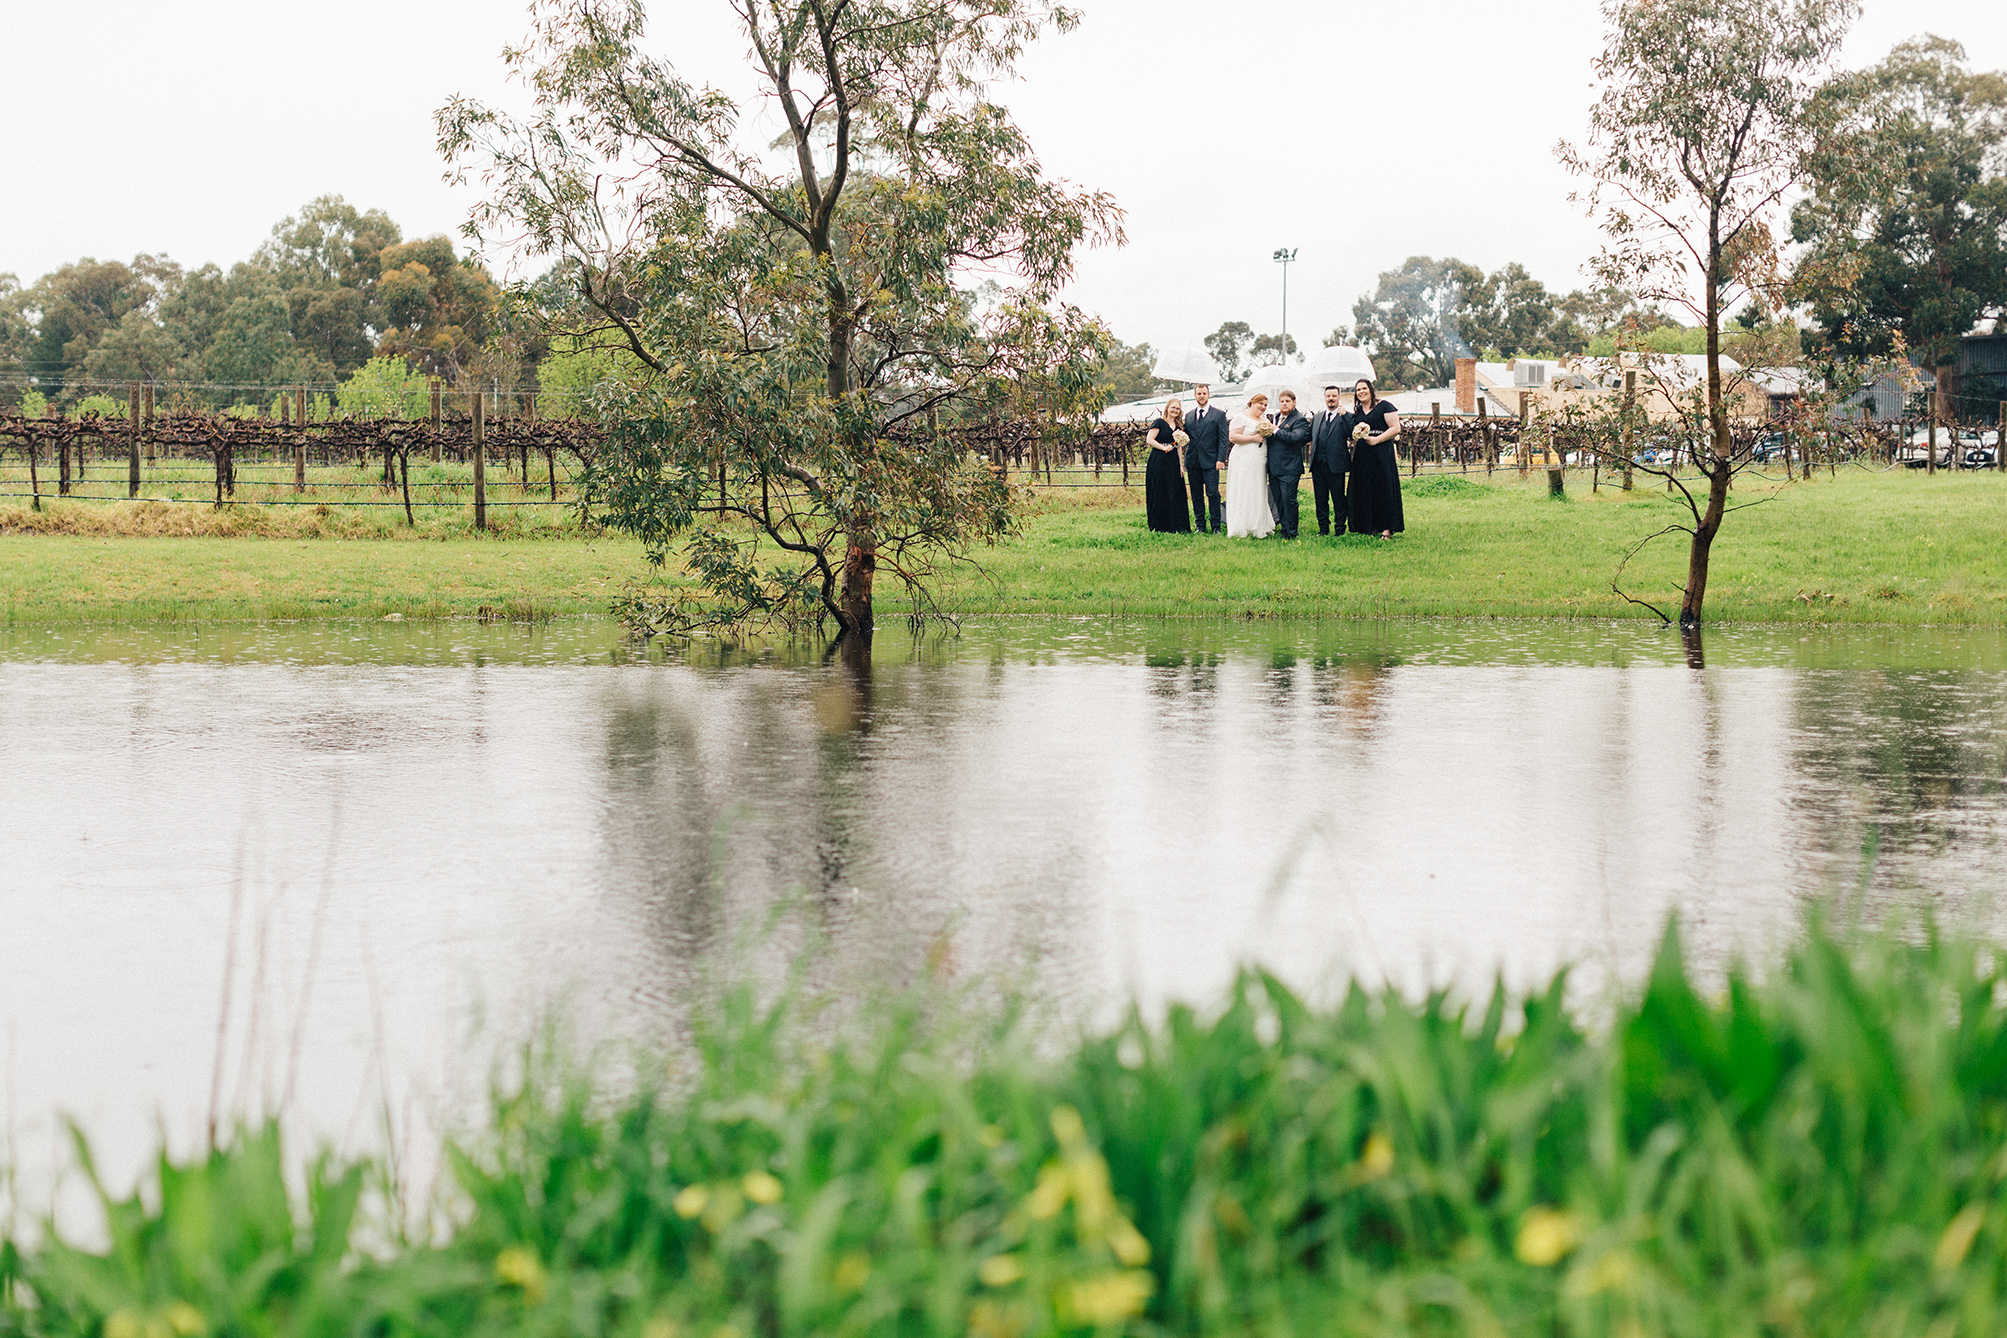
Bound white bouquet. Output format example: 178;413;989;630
1172;429;1190;447
1255;419;1276;438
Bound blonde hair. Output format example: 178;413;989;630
1164;397;1184;422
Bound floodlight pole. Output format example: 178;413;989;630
1273;248;1298;363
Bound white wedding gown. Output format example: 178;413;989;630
1223;413;1274;538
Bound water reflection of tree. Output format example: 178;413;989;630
1787;669;2007;886
589;638;1099;1015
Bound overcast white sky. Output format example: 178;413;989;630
6;0;2003;353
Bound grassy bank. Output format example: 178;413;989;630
6;918;2007;1336
2;469;2001;624
949;468;2007;623
0;534;658;621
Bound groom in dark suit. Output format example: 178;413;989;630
1265;389;1313;539
1308;384;1351;535
1181;383;1228;534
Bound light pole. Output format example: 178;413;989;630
1272;247;1298;364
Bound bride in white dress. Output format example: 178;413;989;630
1223;392;1275;538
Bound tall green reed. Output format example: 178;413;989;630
6;916;2007;1336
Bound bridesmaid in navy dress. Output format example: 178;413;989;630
1343;379;1404;538
1144;398;1192;533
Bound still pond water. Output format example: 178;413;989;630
2;616;2004;1201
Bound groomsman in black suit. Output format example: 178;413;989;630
1308;383;1351;535
1181;383;1228;534
1265;389;1313;539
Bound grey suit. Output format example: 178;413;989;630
1308;406;1351;534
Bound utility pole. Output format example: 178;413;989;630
1272;248;1298;364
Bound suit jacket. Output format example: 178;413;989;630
1308;405;1352;474
1182;404;1228;469
1265;409;1312;477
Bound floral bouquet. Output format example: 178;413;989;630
1256;419;1276;438
1172;429;1189;447
1350;422;1371;442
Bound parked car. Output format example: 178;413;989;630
1752;432;1793;464
1965;447;1999;468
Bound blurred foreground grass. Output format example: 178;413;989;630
7;916;2007;1337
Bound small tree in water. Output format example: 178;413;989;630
1559;0;1856;628
439;0;1121;643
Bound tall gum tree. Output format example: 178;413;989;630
1558;0;1856;629
1792;37;2007;421
438;0;1122;642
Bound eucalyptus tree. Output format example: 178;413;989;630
1559;0;1856;629
439;0;1121;641
1792;37;2007;419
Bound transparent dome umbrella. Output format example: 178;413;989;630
1150;344;1222;384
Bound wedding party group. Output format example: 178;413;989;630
1141;379;1406;540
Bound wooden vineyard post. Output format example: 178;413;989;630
1426;402;1438;478
141;384;155;461
430;378;443;463
1517;393;1530;479
472;392;487;531
523;390;538;491
1927;393;1938;475
1479;398;1493;476
26;424;41;511
1998;402;2005;472
1621;371;1636;491
126;383;141;497
58;422;71;496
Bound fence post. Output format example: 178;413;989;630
26;424;42;511
58;424;71;496
1927;392;1938;475
430;378;443;463
1517;393;1530;479
142;385;155;461
1478;398;1493;476
472;392;487;531
126;383;141;498
1621;371;1636;491
1429;402;1439;476
1998;401;2005;473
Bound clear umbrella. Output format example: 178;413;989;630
1302;344;1377;388
1240;364;1318;414
1151;344;1222;384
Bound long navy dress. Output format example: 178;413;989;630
1144;418;1192;533
1343;400;1405;536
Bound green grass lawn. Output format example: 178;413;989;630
1;467;2001;624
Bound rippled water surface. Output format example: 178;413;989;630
2;616;2004;1197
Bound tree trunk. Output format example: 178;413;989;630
838;530;876;638
1682;227;1734;631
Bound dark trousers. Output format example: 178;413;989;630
1186;460;1223;532
1268;470;1301;539
1310;459;1347;534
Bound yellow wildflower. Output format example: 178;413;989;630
674;1185;711;1219
163;1304;206;1337
1358;1131;1395;1180
1515;1207;1583;1267
1063;1270;1154;1325
741;1171;783;1205
834;1252;872;1292
977;1254;1024;1287
493;1245;549;1304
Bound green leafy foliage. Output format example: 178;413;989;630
19;1124;364;1338
10;921;2007;1336
334;357;428;420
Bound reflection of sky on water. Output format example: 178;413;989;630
0;617;2002;1214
